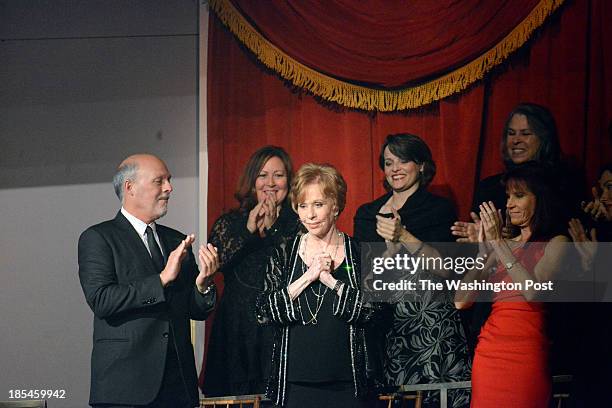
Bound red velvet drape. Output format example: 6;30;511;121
231;0;542;87
200;0;612;385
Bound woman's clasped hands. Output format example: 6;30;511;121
247;192;278;237
304;252;333;283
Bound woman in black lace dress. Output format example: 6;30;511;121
353;134;471;408
203;146;301;396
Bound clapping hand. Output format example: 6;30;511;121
247;193;278;237
451;212;481;243
261;192;278;234
582;187;609;221
568;218;597;270
160;234;195;287
376;208;405;242
196;243;219;292
479;201;503;241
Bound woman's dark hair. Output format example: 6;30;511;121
502;103;561;168
503;162;563;241
235;145;293;211
379;133;436;190
597;162;612;180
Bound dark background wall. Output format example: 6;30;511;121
0;1;200;406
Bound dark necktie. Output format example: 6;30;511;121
145;226;165;272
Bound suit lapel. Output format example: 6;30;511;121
157;227;184;296
113;212;159;275
157;228;173;264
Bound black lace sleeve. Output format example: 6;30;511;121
208;212;257;271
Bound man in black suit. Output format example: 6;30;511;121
78;154;218;407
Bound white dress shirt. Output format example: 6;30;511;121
121;207;166;258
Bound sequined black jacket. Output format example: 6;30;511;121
255;233;377;406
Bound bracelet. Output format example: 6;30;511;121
504;258;519;270
197;282;215;295
333;280;344;293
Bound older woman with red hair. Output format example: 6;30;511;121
257;163;376;408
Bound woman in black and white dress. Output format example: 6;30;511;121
354;133;470;408
256;163;376;408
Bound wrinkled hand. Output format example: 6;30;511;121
582;187;609;221
160;234;195;287
319;267;336;288
376;208;405;242
305;253;332;283
451;212;481;243
479;201;503;241
568;218;597;269
196;243;219;291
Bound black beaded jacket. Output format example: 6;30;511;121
255;233;377;406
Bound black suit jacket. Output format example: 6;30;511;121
78;212;215;406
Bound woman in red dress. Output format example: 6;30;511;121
455;163;569;408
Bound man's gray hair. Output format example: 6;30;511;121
112;162;139;202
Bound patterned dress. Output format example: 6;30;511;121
354;188;471;408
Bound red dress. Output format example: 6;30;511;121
471;244;551;408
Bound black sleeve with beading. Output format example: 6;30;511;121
255;239;302;326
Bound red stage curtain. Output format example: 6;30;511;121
206;0;611;230
209;0;565;110
228;0;542;87
200;0;612;386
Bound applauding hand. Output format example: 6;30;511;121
451;211;481;243
479;201;503;241
568;218;597;270
582;187;609;221
247;194;279;237
196;243;219;293
160;234;195;287
376;208;405;242
260;193;279;234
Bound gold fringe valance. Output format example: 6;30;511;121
208;0;565;112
